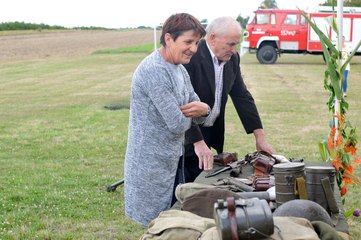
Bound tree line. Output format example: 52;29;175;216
0;21;67;31
257;0;361;8
0;21;153;31
321;0;361;7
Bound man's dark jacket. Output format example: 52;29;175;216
184;39;262;155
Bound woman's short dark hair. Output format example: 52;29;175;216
160;13;206;47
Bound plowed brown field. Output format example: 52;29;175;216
0;29;157;61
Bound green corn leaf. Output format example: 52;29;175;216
325;15;339;36
341;40;361;73
299;10;338;53
319;36;343;99
300;9;343;99
318;141;329;162
301;11;337;52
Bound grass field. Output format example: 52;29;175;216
1;30;361;239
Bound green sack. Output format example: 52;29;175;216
182;188;241;219
175;182;237;204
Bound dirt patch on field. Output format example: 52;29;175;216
0;29;158;61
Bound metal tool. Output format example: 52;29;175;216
106;179;124;192
214;177;255;192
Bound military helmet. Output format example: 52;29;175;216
273;199;333;226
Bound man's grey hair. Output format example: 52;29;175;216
205;16;242;38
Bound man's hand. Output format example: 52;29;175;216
181;101;209;118
194;140;213;170
254;129;275;154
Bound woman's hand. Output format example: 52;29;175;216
180;101;209;118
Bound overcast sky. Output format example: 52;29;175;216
1;0;325;29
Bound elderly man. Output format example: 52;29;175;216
183;16;275;182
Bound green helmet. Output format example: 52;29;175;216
273;199;333;226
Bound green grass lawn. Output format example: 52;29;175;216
1;48;360;239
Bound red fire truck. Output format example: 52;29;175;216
241;6;361;64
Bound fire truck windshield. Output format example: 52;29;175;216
255;14;269;24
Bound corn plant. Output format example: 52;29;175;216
300;5;361;203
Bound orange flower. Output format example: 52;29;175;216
354;156;360;166
336;134;343;147
344;164;354;175
343;175;353;185
332;158;343;171
328;137;334;149
345;145;357;155
340;185;347;196
330;126;336;137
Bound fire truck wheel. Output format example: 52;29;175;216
256;45;278;64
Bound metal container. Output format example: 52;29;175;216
305;165;335;213
214;197;274;240
273;162;305;206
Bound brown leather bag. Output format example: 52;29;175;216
245;151;277;174
252;175;275;191
213;152;238;166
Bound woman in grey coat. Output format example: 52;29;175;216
124;13;212;226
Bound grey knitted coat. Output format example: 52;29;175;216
124;50;205;226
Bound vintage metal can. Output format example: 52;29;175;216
214;197;274;240
305;165;335;213
273;162;306;206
